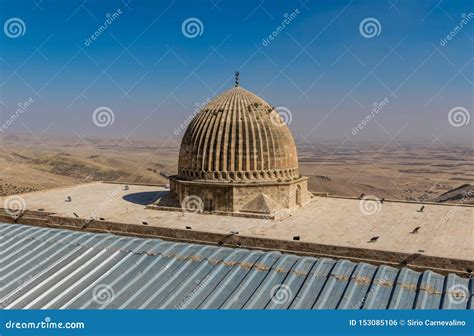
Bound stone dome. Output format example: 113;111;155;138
177;85;299;182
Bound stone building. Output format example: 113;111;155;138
153;73;311;217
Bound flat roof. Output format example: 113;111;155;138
1;223;471;309
1;182;472;268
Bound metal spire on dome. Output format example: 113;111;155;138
235;70;239;87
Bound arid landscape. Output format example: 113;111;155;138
0;134;472;203
298;142;474;203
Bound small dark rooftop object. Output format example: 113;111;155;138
185;226;192;230
65;196;72;202
358;193;365;200
142;221;148;225
417;205;425;213
37;208;44;212
411;226;420;234
123;185;129;191
368;236;379;243
380;198;385;204
99;217;105;221
293;236;300;241
73;212;79;218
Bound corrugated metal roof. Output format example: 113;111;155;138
1;223;472;309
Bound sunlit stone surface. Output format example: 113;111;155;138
155;80;311;217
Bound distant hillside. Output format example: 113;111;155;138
432;184;474;204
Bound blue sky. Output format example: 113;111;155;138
0;0;472;144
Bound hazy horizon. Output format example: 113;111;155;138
1;0;473;146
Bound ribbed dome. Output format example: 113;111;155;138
177;86;299;182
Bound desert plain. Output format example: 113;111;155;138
0;134;472;203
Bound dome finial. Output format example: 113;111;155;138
235;70;239;87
